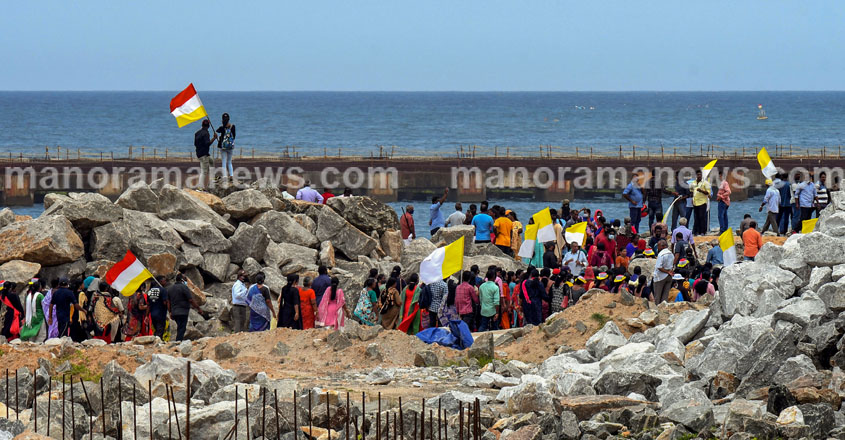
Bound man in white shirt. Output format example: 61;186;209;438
563;242;587;276
446;203;466;228
652;240;674;304
231;270;249;333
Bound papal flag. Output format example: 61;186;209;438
802;218;819;234
565;221;588;246
757;148;778;179
420;236;465;284
701;159;718;180
105;250;154;297
533;207;556;243
719;228;737;267
170;83;208;128
518;224;539;259
662;197;682;224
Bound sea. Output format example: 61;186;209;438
1;91;837;235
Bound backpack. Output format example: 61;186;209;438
419;284;432;310
220;126;235;151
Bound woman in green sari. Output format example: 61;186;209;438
397;274;422;335
20;279;46;342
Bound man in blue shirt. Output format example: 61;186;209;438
776;174;794;235
795;173;817;222
471;207;494;243
311;265;332;306
705;243;723;266
429;188;449;235
759;179;781;234
48;278;77;338
296;180;324;204
622;175;644;234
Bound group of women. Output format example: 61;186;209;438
245;273;348;332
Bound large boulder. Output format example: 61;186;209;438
735;326;800;396
102;360;149;410
200;253;231;282
0;208;16;229
463;254;526;274
185;189;227;214
432;225;475;255
133;354;235;399
41;192;123;233
628;257;656;277
379;229;402;261
400;238;437;276
0;260;41;284
115;181;160;212
818;281;845;312
0;215;84;265
158;184;235;236
251;211;318;248
718;261;802;317
796;232;845;266
221;189;273;221
666;309;711;344
772;292;827;327
167;219;231;253
686;315;772;378
274;243;319;275
585;321;628;359
326;196;399;235
659;384;714;432
228;223;270;264
315;206;378;259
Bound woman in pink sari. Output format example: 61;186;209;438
317;277;346;330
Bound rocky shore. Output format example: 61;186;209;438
0;181;842;439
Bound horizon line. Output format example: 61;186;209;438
2;89;845;93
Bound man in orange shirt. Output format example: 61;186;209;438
493;207;514;256
742;220;763;261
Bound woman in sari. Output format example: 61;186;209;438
353;278;379;326
508;211;523;261
247;273;277;331
278;275;300;329
379;277;402;330
41;279;59;339
317;277;346;330
20;279;46;342
297;277;317;330
123;285;152;341
397;274;422;335
90;282;123;343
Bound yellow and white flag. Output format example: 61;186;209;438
802;218;818;234
170;83;208;128
564;221;588;246
701;159;718;180
420;236;465;284
518;224;539;259
719;228;737;267
532;207;556;243
757;148;778;179
105;251;154;296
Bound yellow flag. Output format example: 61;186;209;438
564;221;587;246
518;224;539;258
757;148;777;179
719;228;737;266
802;218;818;234
532;207;556;242
420;236;465;283
702;159;718;180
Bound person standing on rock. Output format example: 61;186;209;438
379;278;402;330
194;119;218;190
312;266;332;307
231;270;249;333
622;174;644;235
463;203;477;226
455;271;479;331
278;274;301;329
400;205;415;245
20;279;46;342
298;277;318;329
47;278;77;338
759;179;781;235
216;112;236;184
429;188;449;236
470;206;494;244
652;240;674;304
41;279;60;339
426;278;448;329
446;202;465;228
148;275;170;340
716;170;732;234
478;269;501;331
169;273;202;341
691;169;711;236
247;273;277;332
742;221;763;261
795;172;817;223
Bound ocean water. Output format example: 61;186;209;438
1;91;845;157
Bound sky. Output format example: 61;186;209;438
2;1;844;91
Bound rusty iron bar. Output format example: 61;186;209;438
475;398;480;440
399;397;403;440
354;416;359;439
274;390;280;440
186;361;191;440
385;407;389;440
133;383;137;440
345;392;350;440
394;412;398;440
118;376;123;440
78;378;93;440
245;385;250;440
428;410;433;440
438;400;442;440
459;403;463;440
420;398;425;440
308;390;312;439
149;380;153;440
326;390;330;436
71;376;77;440
167;383;173;440
234;386;238;440
5;369;7;419
262;387;266;440
100;377;105;437
32;370;37;433
292;390;296;440
361;391;365;440
62;374;66;440
15;371;18;421
169;385;183;440
47;376;52;437
377;392;381;440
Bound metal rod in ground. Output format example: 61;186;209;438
262;387;266;440
4;368;7;419
78;377;93;440
71;376;76;440
100;377;105;437
393;412;397;440
438;400;442;440
14;370;18;421
186;361;191;440
377;392;381;440
399;397;403;440
273;390;280;440
308;390;312;439
326;389;330;437
118;375;123;440
354;416;359;440
245;385;250;440
47;376;52;437
132;383;137;440
420;398;425;440
429;410;433;440
459;403;463;440
292;390;296;440
169;385;183;440
62;374;66;440
234;386;238;440
476;398;481;440
148;380;152;440
167;383;172;440
32;370;36;433
345;391;349;440
384;408;389;440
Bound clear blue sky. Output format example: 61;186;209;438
2;1;843;91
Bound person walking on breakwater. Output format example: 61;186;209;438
777;173;794;235
400;205;415;245
47;278;77;338
429;188;449;235
169;273;203;341
312;266;332;306
691;169;711;236
796;172;817;223
20;280;46;342
652;240;674;304
298;276;318;329
194;119;218;190
296;180;324;203
743;221;763;261
622;174;644;235
760;179;781;234
278;275;301;329
494;206;514;256
247;272;276;332
471;205;494;244
148;275;170;340
231;270;249;333
716;170;732;234
216;112;236;184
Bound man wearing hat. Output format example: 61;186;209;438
760;179;781;234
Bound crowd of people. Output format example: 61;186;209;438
0;273;205;344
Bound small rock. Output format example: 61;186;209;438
365;367;393;385
365;344;382;361
605;301;617;309
270;341;290;356
414;350;439;367
178;340;192;356
575;321;587;334
134;335;159;345
326;331;352;351
214;342;239;360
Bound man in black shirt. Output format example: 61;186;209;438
48;278;77;338
168;273;202;341
194;119;217;190
148;276;170;339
